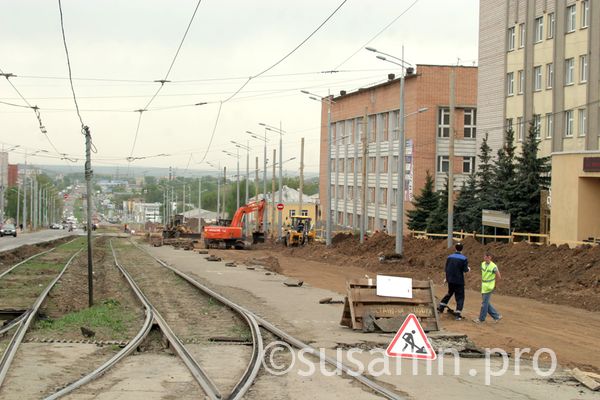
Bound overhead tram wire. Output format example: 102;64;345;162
333;0;420;70
197;0;349;164
128;0;203;161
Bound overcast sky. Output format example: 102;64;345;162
0;0;479;177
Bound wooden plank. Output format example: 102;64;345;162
583;371;600;381
346;282;360;330
354;303;435;319
351;289;433;304
347;278;431;289
429;280;441;331
572;368;600;391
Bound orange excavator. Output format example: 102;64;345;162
203;199;266;249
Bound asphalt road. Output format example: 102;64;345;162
0;229;77;253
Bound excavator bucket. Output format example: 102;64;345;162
252;231;265;244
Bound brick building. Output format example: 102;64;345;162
319;65;478;234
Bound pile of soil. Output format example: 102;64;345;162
262;233;600;312
0;237;74;273
245;256;281;273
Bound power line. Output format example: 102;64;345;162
334;0;420;70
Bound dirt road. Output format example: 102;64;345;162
212;247;600;373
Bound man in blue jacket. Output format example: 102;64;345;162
437;243;470;320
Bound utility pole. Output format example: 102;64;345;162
198;177;202;232
360;107;368;243
255;156;259;232
447;68;456;248
222;166;226;219
84;125;94;308
299;138;304;220
271;149;276;239
236;148;240;211
22;154;27;231
182;183;186;222
325;94;332;246
278;122;283;241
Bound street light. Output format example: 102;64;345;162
367;45;411;256
260;122;286;240
206;161;222;220
301;89;334;246
247;129;270;235
231;140;251;205
222;149;241;210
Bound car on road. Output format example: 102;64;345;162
50;223;63;229
0;224;17;237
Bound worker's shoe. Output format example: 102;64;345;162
454;314;463;321
493;316;503;323
437;305;445;314
472;319;485;324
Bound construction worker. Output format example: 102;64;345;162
473;251;502;323
438;242;470;320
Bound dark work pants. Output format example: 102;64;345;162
439;283;465;314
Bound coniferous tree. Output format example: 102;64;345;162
511;122;551;232
454;173;479;232
476;132;495;213
492;128;517;212
426;179;448;233
407;171;438;231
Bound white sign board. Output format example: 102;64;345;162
482;209;511;229
376;275;413;298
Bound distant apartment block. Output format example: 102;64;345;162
319;65;478;234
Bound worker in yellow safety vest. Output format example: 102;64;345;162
473;251;502;323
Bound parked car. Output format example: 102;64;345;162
0;224;17;237
50;223;63;229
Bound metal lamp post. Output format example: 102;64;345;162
222;149;241;210
301;90;333;246
366;46;412;256
247;130;269;234
260;122;285;240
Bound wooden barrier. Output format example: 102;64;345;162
340;278;440;332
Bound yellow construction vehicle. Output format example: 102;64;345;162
283;216;315;246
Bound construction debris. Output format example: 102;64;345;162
206;255;222;262
225;262;237;267
283;279;303;287
246;266;255;270
319;297;344;304
197;250;209;254
571;368;600;391
340;277;440;332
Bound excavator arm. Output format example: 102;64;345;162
230;199;266;229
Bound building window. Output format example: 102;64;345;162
348;158;354;173
580;54;588;83
518;70;524;94
301;210;309;217
392;155;398;174
519;23;525;48
437;108;450;138
391;189;397;206
331;158;336;172
507;72;514;96
534;66;542;91
464;109;476;138
505;118;513;130
534;17;544;42
437;156;449;173
546;113;553;138
582;0;589;28
547;13;555;39
380;156;388;173
565;110;574;137
508;26;516;51
463;157;475;174
517;117;524;141
368;157;376;173
579;109;587;136
565;58;575;85
533;114;541;139
390;111;399;140
380;188;388;205
348;186;354;200
338;158;344;172
546;63;553;88
289;209;296;217
368;187;375;203
567;4;576;33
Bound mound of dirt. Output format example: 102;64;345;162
245;256;281;273
269;233;600;312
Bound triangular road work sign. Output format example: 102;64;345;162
386;314;436;360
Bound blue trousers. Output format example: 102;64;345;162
478;291;501;321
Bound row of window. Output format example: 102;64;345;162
331;185;399;205
436;156;476;174
507;54;588;96
506;108;587;140
508;1;589;51
330;155;400;173
437;108;477;138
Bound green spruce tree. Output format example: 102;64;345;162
407;171;438;231
492;127;517;212
426;179;448;233
476;132;495;212
511;122;551;232
454;173;479;232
